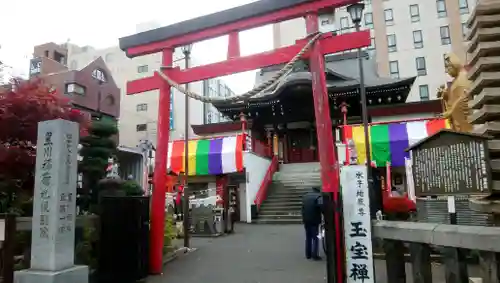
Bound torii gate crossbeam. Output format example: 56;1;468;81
119;0;370;278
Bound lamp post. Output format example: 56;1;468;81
181;43;193;248
348;2;380;218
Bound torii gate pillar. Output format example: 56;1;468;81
119;0;369;276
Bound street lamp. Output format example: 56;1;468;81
181;43;193;249
347;2;365;25
348;2;378;217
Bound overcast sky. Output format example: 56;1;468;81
0;0;274;93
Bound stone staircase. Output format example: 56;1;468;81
255;162;322;224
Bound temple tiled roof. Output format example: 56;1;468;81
213;51;415;107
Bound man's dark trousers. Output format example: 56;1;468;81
304;224;319;259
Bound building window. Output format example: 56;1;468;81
105;95;115;106
136;103;148;112
440;26;451;45
462;22;468;38
413;30;424;49
387;34;397;52
65;83;86;95
415;57;427;76
137;65;148;73
340;16;350;31
207;112;213;124
459;0;469;14
136;124;147;132
389;61;399;79
70;60;78;70
409;4;420;22
436;0;447;17
419;85;430;101
92;69;107;83
364;13;374;28
321;19;331;26
384;9;394;25
368;38;376;50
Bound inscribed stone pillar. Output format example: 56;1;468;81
15;119;88;283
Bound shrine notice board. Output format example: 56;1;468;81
408;130;492;196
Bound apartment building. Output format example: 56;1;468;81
28;42;120;121
66;23;234;147
273;0;476;102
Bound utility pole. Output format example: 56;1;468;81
181;44;193;248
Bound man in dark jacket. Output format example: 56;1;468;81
301;187;323;260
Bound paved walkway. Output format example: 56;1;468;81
147;224;480;283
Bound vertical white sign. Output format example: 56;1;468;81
341;165;375;283
405;157;416;202
31;119;79;271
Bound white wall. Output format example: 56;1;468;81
238;183;247;223
371;112;437;123
243;152;272;223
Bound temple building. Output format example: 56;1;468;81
194;51;443;164
166;51;449;223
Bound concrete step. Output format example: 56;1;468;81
259;204;302;211
269;190;307;196
257;213;301;219
274;175;321;179
276;181;321;185
263;199;302;205
271;189;311;194
266;194;303;200
279;182;321;187
253;218;303;224
278;162;320;171
259;210;301;216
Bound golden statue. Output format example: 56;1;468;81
436;53;472;133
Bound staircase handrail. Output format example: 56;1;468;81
251;137;272;158
254;155;279;210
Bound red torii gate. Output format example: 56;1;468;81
119;0;369;276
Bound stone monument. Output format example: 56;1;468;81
15;120;88;283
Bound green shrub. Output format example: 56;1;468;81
75;217;98;269
121;180;144;196
164;215;176;248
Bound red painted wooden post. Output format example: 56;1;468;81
266;130;272;157
125;32;370;95
305;12;343;280
240;112;247;151
228;32;241;59
150;49;173;274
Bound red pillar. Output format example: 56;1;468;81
305;13;343;279
266;130;272;157
240;112;247;150
150;49;173;274
227;32;241;59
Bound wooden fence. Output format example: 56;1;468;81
373;220;500;283
0;214;98;283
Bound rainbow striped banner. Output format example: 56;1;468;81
343;119;450;167
167;135;244;176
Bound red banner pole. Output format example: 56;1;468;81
305;13;343;283
150;49;173;274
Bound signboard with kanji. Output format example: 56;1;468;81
341;165;374;283
408;130;491;196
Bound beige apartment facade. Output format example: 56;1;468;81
273;0;475;102
66;24;234;147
